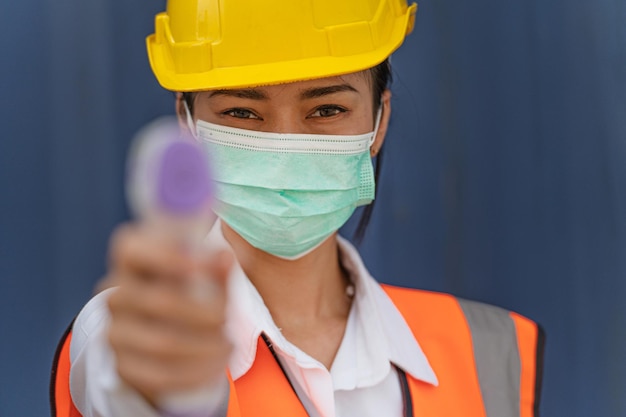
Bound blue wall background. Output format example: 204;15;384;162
1;0;625;416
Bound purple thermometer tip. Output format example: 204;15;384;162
157;141;212;214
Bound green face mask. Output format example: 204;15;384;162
192;114;379;260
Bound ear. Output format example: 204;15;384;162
370;89;391;157
175;92;193;134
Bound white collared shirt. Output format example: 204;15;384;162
69;223;437;417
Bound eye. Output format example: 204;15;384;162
223;108;260;119
309;105;346;118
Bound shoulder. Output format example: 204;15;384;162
70;288;116;361
380;284;462;319
379;284;542;346
380;284;534;322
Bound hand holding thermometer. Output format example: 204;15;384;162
126;117;228;416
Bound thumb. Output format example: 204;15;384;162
188;249;234;303
206;249;235;289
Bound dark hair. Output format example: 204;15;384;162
182;58;392;243
354;59;392;243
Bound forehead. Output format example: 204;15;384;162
203;71;372;99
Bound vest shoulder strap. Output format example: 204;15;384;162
231;336;308;417
50;321;82;417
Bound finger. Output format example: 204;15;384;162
116;348;230;395
209;250;235;286
108;223;194;283
108;313;231;364
173;249;234;304
110;311;232;395
197;250;234;298
108;283;228;332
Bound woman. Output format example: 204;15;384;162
51;1;544;416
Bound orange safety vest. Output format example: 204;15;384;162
51;285;544;417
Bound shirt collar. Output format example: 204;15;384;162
334;235;438;388
205;222;438;387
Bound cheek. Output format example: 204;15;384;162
306;111;373;136
351;111;376;135
343;99;376;134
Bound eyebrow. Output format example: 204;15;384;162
299;84;358;100
205;83;359;101
207;89;268;100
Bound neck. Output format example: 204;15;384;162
221;223;351;326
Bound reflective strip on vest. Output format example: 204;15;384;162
458;298;522;417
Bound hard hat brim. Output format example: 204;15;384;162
147;4;417;91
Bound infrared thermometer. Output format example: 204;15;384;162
126;117;225;416
126;116;214;244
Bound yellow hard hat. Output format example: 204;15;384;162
147;0;417;91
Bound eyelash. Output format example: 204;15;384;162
222;105;347;120
309;105;347;118
222;108;261;119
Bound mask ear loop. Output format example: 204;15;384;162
369;107;383;148
183;100;198;139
